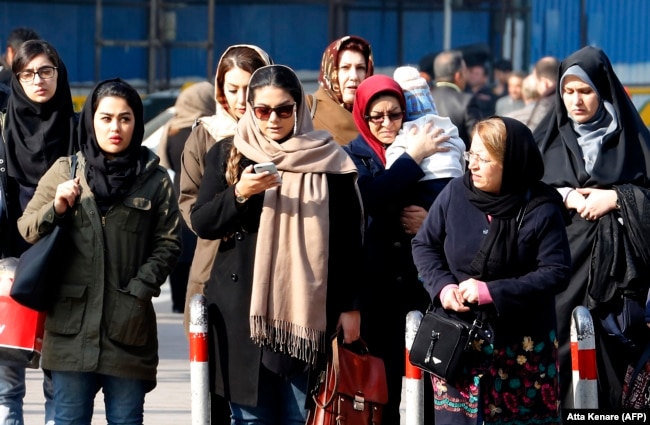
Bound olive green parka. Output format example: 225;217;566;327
17;150;181;389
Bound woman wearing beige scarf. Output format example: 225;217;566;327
191;64;364;424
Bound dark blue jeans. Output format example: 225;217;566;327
229;366;308;425
51;371;148;425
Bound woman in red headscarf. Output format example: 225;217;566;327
343;74;450;423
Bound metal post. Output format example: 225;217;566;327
443;0;452;51
569;305;598;409
401;310;424;425
189;293;210;424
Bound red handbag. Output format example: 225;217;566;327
306;334;388;425
0;257;45;368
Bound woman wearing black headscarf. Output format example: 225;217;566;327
2;40;76;211
412;117;571;424
537;46;650;409
0;39;76;424
17;79;181;424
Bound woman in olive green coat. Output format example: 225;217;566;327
17;79;181;425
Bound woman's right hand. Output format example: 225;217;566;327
234;164;282;199
405;121;451;164
54;177;81;215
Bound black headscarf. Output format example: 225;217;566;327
538;46;650;189
77;78;145;213
463;116;563;280
4;61;76;187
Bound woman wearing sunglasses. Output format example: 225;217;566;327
342;74;452;423
191;64;364;424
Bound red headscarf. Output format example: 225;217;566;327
352;74;406;165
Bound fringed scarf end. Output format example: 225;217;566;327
250;316;326;365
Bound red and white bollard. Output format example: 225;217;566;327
189;293;210;424
401;310;424;425
570;305;598;409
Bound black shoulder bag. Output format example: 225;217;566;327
409;306;492;382
409;195;530;381
11;155;78;311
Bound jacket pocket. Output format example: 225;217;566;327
105;289;152;347
45;285;87;335
121;196;152;233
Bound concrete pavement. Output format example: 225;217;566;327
24;284;194;424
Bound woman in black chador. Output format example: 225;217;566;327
537;46;650;409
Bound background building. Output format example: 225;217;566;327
2;0;649;119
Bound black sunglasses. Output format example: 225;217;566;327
252;103;296;120
364;111;404;124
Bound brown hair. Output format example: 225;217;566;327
472;117;506;165
215;46;270;113
339;38;372;69
12;39;60;74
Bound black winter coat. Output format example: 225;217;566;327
191;139;363;407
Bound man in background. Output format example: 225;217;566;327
0;27;41;86
430;49;482;148
529;56;561;140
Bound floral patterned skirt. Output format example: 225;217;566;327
432;330;561;425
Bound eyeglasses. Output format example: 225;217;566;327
16;66;58;83
364;111;404;124
463;151;493;165
252;103;296;120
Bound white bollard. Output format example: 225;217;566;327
401;310;424;425
189;293;210;425
569;305;598;409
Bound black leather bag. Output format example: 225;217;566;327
409;308;491;382
10;155;77;312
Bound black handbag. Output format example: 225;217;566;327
409;307;491;382
10;155;77;312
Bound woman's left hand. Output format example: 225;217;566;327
337;310;361;344
400;205;427;234
458;278;480;304
575;188;618;221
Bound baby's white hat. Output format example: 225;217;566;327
393;65;438;121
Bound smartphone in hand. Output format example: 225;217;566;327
253;162;278;175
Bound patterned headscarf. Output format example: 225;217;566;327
318;35;374;110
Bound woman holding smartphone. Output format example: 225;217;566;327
191;64;364;423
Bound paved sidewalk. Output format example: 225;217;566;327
24;284;194;424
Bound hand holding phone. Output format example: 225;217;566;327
253;162;282;185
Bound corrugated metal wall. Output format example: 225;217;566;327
530;0;650;84
0;1;493;90
1;1;649;90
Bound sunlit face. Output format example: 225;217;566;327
252;86;295;142
223;66;252;120
337;50;367;105
18;53;58;103
366;95;403;145
562;76;600;123
93;96;135;159
468;134;503;194
507;75;524;101
455;60;468;91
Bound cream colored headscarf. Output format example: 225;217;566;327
234;65;359;365
198;44;273;141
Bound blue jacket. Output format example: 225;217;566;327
412;177;572;345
